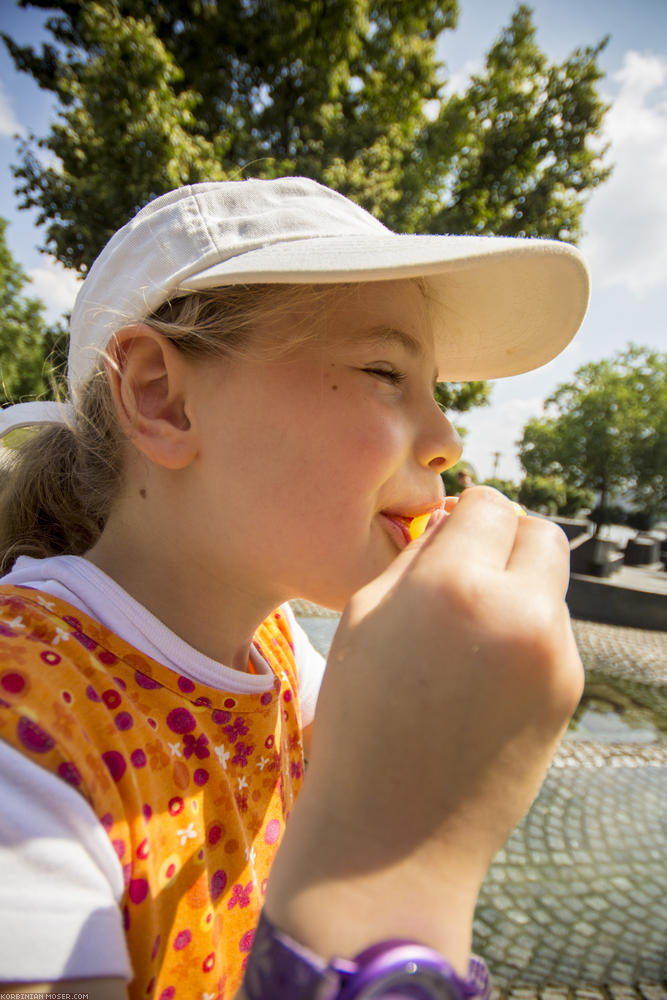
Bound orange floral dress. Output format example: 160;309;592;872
0;585;304;999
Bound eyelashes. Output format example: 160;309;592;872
362;367;445;413
363;366;407;385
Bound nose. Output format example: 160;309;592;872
416;402;463;472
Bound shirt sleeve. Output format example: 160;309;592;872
0;738;132;982
281;604;327;728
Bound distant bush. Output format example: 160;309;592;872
624;509;656;532
588;503;628;528
518;475;566;514
559;483;596;518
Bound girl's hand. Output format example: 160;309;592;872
264;487;583;971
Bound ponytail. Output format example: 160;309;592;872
0;374;123;573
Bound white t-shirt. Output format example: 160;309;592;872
0;555;326;983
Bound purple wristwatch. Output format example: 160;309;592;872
242;909;491;1000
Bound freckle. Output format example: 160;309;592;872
139;489;147;499
331;384;338;391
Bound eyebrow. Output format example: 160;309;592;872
363;326;426;359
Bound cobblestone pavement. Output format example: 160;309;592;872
475;760;666;987
491;985;667;1000
570;619;666;687
292;604;667;995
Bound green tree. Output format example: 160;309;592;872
5;2;610;267
426;7;609;240
0;218;66;405
435;379;491;418
3;1;610;414
559;482;595;518
8;2;224;274
518;474;566;515
518;347;667;532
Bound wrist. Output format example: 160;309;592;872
264;865;478;977
264;804;484;973
242;908;491;1000
263;794;482;976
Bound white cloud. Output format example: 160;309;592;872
442;58;483;97
27;258;81;322
581;51;667;297
0;80;24;137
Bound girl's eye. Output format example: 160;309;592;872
363;366;406;385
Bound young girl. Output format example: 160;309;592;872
0;177;587;1000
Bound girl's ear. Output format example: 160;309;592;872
106;324;199;470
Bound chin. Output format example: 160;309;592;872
295;556;395;613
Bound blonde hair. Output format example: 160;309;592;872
0;283;357;573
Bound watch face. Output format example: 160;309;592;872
344;961;464;1000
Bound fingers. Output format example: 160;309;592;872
412;488;570;597
359;487;571;624
415;486;521;574
506;513;572;600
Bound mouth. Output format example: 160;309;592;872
379;502;446;548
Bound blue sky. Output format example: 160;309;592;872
1;1;666;481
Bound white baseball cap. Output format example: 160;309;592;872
0;176;590;435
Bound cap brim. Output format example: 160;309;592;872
179;233;590;381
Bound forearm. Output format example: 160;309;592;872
261;780;481;977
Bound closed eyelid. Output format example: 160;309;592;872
365;365;407;382
360;329;438;384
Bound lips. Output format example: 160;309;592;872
380;502;446;548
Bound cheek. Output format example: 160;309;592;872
342;393;406;459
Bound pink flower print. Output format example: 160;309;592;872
290;760;303;780
223;717;248;744
287;733;301;753
227;881;253;910
239;928;255;953
72;629;97;651
231;741;254;767
183;732;210;760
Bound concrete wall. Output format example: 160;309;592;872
566;573;667;631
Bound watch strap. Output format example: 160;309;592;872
243;909;343;999
242;909;491;1000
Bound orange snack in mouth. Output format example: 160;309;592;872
407;512;434;541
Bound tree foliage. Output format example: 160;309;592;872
435;378;491;416
0;218;66;405
518;473;566;515
5;1;610;266
427;8;610;240
3;1;611;413
518;346;667;527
